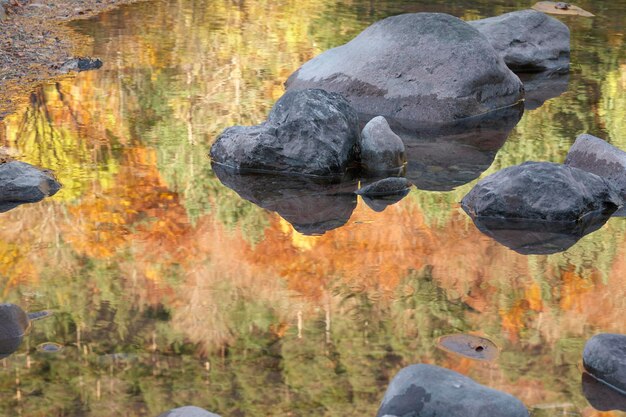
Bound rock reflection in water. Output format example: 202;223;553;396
212;163;357;235
380;103;523;191
582;372;626;412
0;304;31;359
519;71;569;110
469;212;613;255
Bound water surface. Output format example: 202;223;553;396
0;0;625;415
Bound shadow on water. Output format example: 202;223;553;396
212;163;358;235
379;103;524;191
468;211;614;255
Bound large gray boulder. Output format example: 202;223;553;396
469;9;570;73
565;134;626;199
285;13;524;123
0;161;61;211
360;116;405;174
157;406;221;417
210;89;360;177
461;162;622;222
376;364;529;417
583;334;626;394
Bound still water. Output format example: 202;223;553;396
0;0;625;415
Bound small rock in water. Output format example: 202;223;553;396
37;342;63;353
436;333;499;361
583;333;626;394
157;406;222;417
376;364;529;417
0;161;61;212
359;116;405;173
59;57;103;73
532;1;594;16
356;177;411;197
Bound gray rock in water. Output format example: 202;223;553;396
0;304;30;359
285;13;523;124
157;406;221;417
360;116;405;174
469;9;570;73
376;364;529;417
583;334;626;395
210;89;360;177
565;133;626;199
356;177;411;197
0;161;61;211
461;161;622;222
59;57;103;73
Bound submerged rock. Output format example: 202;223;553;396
436;334;499;361
286;13;523;123
356;177;411;197
59;57;103;73
0;161;61;212
157;406;221;417
565;133;626;199
394;103;523;191
469;10;570;73
461;161;622;222
359;116;405;174
582;372;626;412
213;163;357;235
583;334;626;394
376;364;529;417
469;213;611;255
210;89;360;177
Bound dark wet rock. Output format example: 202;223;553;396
390;104;523;191
157;406;221;417
286;13;523;124
518;71;569;110
213;163;357;235
461;162;622;222
436;334;499;361
0;161;61;212
469;213;611;255
356;177;411;197
210;89;360;177
0;304;30;359
583;334;626;394
565;134;626;199
59;57;103;73
360;116;405;174
469;10;570;73
376;364;529;417
582;372;626;412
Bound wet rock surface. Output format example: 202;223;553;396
0;161;61;212
469;9;570;73
286;13;523;123
582;372;626;412
356;177;411;197
376;364;529;417
469;212;612;255
210;89;360;177
461;161;622;222
565;133;626;198
213;163;357;235
583;334;626;394
157;406;221;417
359;116;405;173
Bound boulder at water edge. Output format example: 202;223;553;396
583;334;626;394
157;406;221;417
469;9;570;73
210;89;359;177
0;161;61;212
359;116;405;174
376;364;529;417
461;162;622;221
565;133;626;198
285;13;524;123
